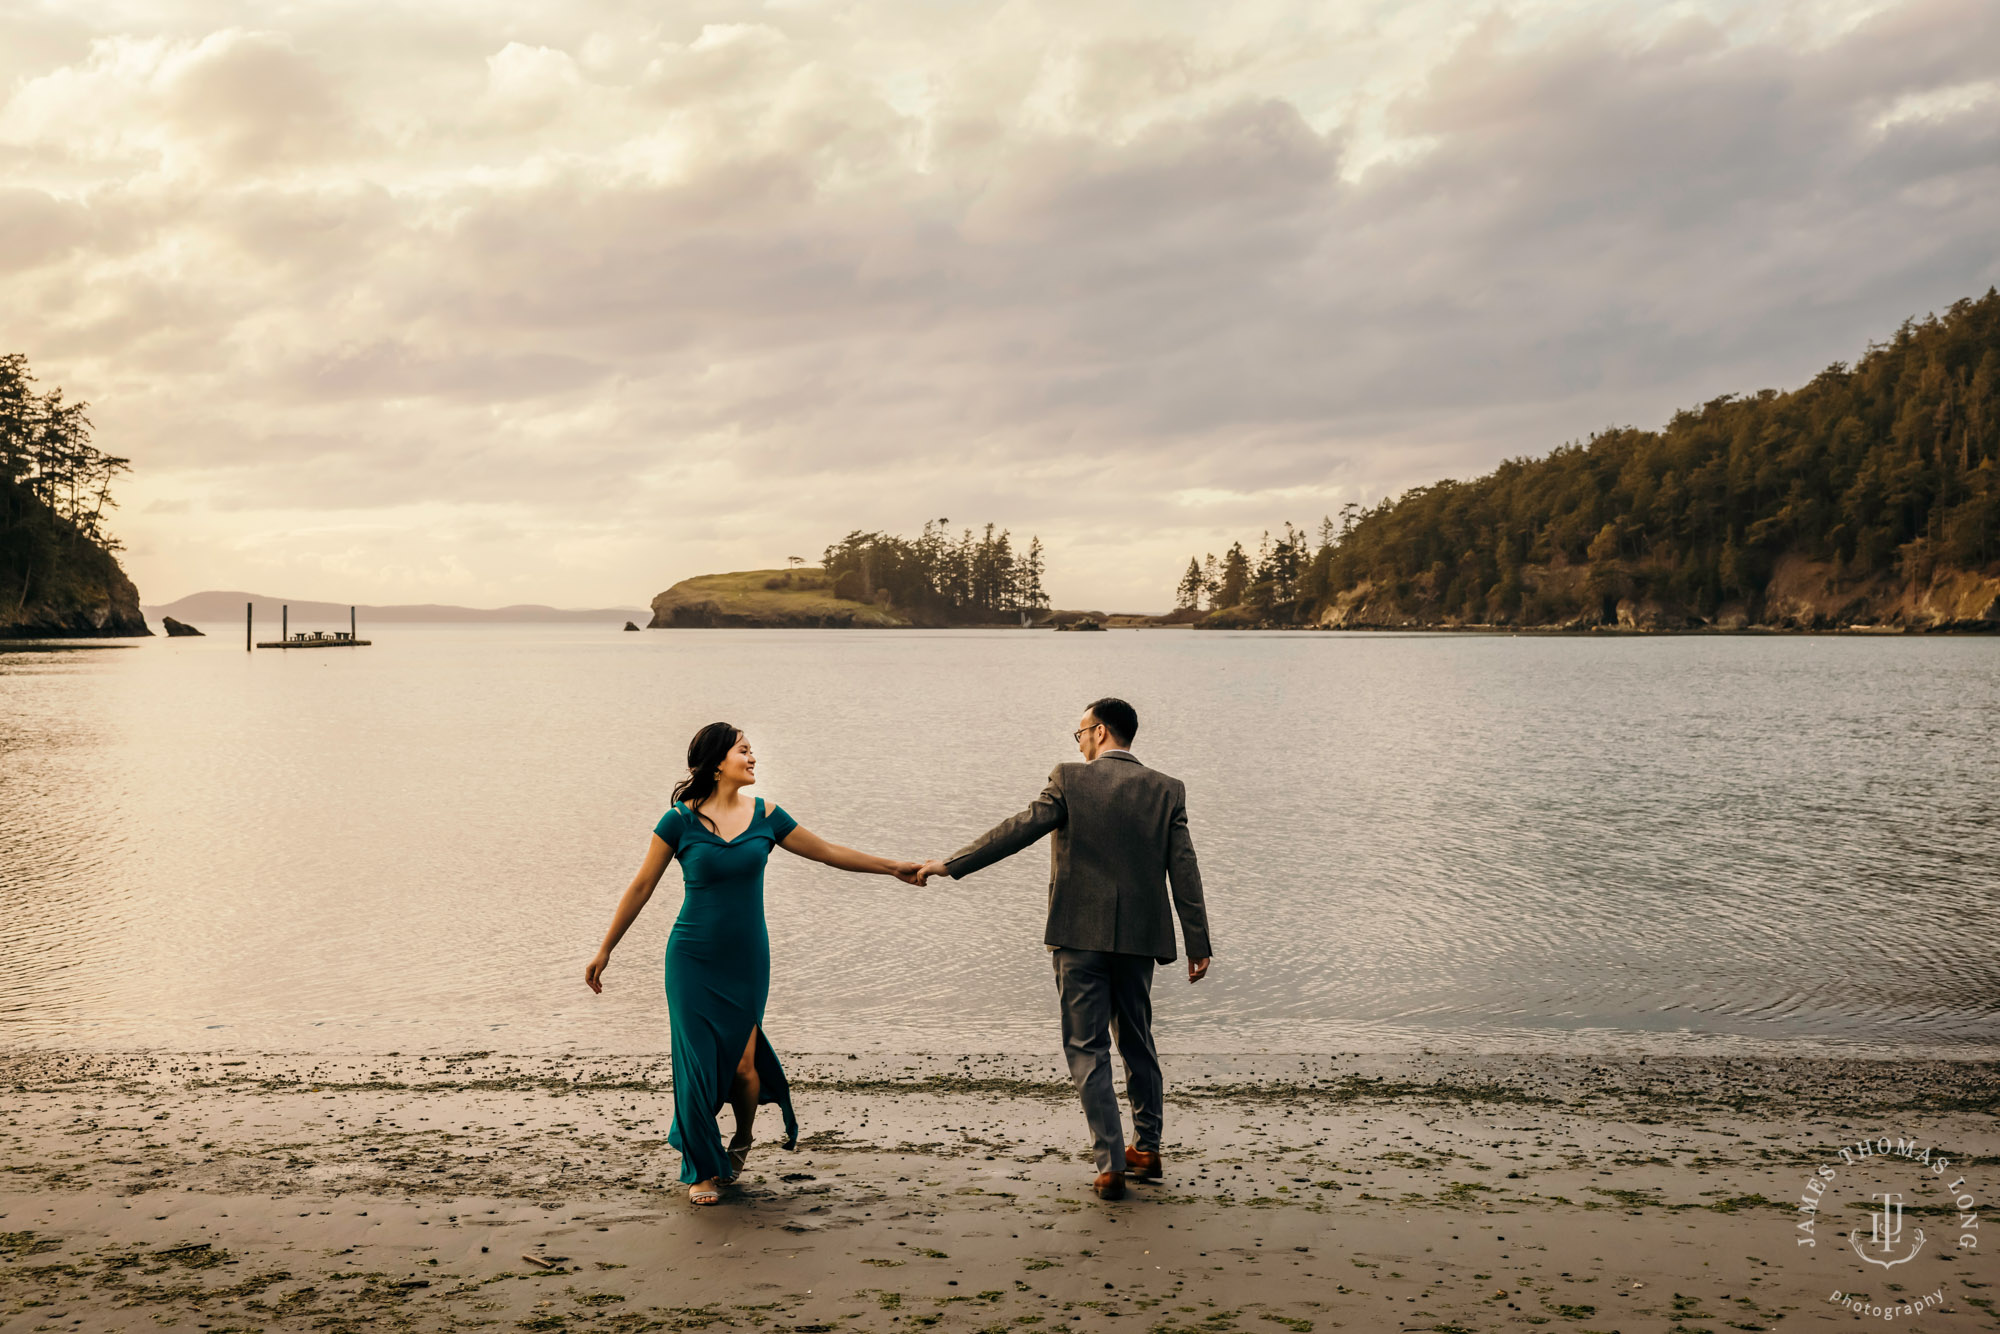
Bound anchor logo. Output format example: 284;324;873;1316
1848;1192;1925;1268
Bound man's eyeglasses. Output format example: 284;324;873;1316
1072;721;1103;743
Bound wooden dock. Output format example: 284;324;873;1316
256;634;371;649
251;604;372;649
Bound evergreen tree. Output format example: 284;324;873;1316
1586;522;1621;563
1217;542;1250;608
1300;524;1334;605
1017;536;1049;609
1175;557;1204;610
822;519;1051;620
1;355;129;548
0;354;33;485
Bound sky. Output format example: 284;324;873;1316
3;0;1996;611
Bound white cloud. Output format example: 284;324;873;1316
2;0;1996;609
483;41;584;123
1;29;347;177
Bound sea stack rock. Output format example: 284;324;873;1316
623;621;640;631
162;617;204;637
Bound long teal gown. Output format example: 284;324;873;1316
654;797;801;1185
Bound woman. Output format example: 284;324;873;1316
585;721;920;1205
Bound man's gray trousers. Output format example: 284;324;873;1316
1051;947;1162;1173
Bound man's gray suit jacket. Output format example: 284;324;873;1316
944;751;1211;964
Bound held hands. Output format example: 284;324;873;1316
891;861;925;885
910;859;951;886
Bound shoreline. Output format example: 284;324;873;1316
1196;622;2000;635
11;620;2000;639
4;1050;1995;1332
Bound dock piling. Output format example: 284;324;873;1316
245;601;252;652
282;605;287;641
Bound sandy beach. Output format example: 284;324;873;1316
2;1049;1994;1333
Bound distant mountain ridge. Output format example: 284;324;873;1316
148;591;645;625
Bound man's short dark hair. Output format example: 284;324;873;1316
1086;697;1138;747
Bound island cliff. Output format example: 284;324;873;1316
0;477;148;637
651;523;1057;628
2;353;149;638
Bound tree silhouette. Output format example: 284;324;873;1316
2;353;135;620
1175;557;1204;610
1217;543;1249;608
823;520;1050;620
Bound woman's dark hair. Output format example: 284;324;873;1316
671;721;740;831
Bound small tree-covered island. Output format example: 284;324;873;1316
1177;291;2000;631
649;522;1055;627
1;354;149;638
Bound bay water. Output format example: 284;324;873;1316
2;625;1994;1057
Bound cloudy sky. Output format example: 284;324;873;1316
4;0;1996;610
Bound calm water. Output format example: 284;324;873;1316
2;625;1996;1058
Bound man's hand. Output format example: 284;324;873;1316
913;859;951;886
1187;956;1210;984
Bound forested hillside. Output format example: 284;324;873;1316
1181;290;2000;631
1;354;148;637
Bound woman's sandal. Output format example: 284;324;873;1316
727;1137;753;1179
688;1181;722;1206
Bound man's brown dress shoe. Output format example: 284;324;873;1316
1093;1170;1127;1200
1125;1147;1163;1180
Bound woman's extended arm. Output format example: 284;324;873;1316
779;825;921;881
585;834;674;992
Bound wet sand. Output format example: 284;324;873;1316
2;1049;1995;1333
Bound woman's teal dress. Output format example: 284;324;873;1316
654;797;800;1185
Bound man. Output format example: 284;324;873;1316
917;697;1212;1200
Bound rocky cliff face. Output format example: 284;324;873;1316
1310;555;2000;633
1;560;149;637
0;479;150;638
1752;557;2000;631
650;598;901;628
